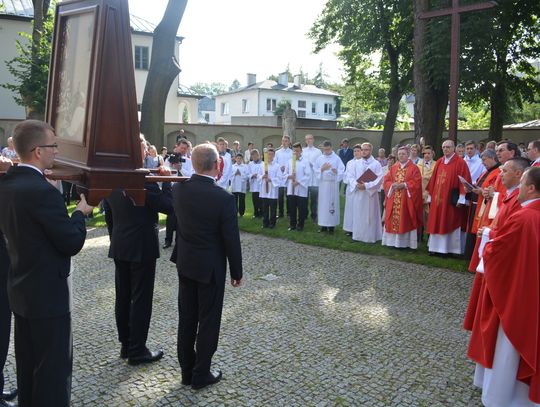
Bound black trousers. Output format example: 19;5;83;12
262;198;277;227
307;186;318;221
251;192;262;217
114;258;157;356
165;212;177;245
14;313;72;407
0;264;10;395
233;192;246;216
278;187;288;217
287;195;308;228
177;276;225;383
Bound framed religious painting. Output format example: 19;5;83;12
45;0;147;204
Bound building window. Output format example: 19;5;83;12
204;113;210;122
298;110;306;118
324;103;333;115
221;102;230;116
134;46;149;70
312;102;317;114
242;99;250;113
266;98;277;112
298;100;306;109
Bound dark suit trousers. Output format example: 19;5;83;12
233;192;246;216
287;195;308;228
14;313;72;407
278;187;288;217
262;198;277;227
308;186;318;221
165;212;177;245
177;276;225;382
0;268;10;395
251;192;262;217
114;259;156;356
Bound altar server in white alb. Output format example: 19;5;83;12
216;137;232;190
230;153;249;216
315;141;345;233
258;148;283;229
348;143;383;243
343;145;362;236
285;142;311;232
464;140;485;184
302;134;322;223
248;149;263;218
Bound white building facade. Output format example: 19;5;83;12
215;73;339;125
0;1;198;125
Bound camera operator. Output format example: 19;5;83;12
163;139;193;249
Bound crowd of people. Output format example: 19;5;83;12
1;122;539;406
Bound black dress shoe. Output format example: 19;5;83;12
191;370;222;390
1;389;17;401
128;349;164;366
0;399;16;407
288;226;296;231
120;345;128;359
162;242;171;249
181;374;192;386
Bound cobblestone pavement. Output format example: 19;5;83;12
3;227;482;406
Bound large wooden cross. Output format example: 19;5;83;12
420;0;496;142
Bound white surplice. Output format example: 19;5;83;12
343;159;358;233
315;152;345;227
230;163;248;193
348;156;383;243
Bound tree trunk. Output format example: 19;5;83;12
381;87;401;153
488;80;506;141
140;0;188;146
413;0;449;156
28;0;50;120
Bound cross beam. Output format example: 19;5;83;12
420;0;496;142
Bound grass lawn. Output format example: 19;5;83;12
70;191;469;273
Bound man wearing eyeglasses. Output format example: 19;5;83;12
0;120;93;407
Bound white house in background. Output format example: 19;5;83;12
0;0;200;124
198;96;216;124
214;73;340;125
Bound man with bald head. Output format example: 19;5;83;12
425;139;472;256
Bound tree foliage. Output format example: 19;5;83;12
1;1;54;119
310;0;414;151
188;82;227;96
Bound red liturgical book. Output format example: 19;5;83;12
357;168;377;183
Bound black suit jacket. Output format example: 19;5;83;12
0;166;86;318
173;174;242;284
106;182;173;263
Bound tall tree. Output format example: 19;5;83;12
460;0;540;140
413;0;450;155
2;0;53;119
140;0;188;146
310;0;414;152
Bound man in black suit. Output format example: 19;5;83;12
173;143;243;390
105;135;173;365
0;120;93;407
0;155;17;407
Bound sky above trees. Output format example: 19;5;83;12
128;0;344;87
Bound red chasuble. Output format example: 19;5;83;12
426;154;471;234
468;166;501;235
467;200;540;403
383;161;423;234
463;188;521;330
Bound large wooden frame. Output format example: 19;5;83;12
46;0;147;205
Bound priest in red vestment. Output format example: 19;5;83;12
463;157;530;332
425;140;471;255
467;166;540;406
382;146;423;249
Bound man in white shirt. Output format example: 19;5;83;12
248;150;263;218
244;142;254;164
464;141;486;184
315;141;345;233
302;134;322;223
285;143;311;231
216;137;232;190
275;136;293;218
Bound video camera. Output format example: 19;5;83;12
168;153;186;165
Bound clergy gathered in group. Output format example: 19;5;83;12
1;122;539;407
